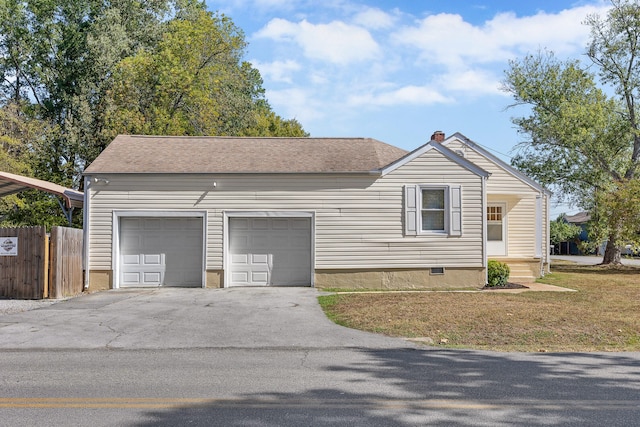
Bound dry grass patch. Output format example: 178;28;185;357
318;263;640;352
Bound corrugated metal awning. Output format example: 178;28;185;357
0;171;83;209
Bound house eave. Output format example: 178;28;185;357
445;132;552;196
83;171;383;176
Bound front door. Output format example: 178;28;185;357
487;204;506;256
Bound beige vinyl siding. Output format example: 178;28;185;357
87;148;485;271
487;194;536;257
448;139;545;258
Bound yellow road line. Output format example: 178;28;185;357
0;398;636;410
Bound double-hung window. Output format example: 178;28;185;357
404;184;462;236
421;188;446;232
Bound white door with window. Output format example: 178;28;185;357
487;203;506;256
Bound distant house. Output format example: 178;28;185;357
560;212;591;255
82;131;550;291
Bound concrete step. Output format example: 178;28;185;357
501;262;537;283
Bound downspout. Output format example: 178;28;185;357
482;176;488;285
535;191;546;277
545;191;550;275
83;176;91;290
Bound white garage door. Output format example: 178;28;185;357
119;217;203;287
229;217;312;286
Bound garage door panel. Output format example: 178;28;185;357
122;272;141;285
251;235;268;248
272;219;289;229
252;218;268;229
231;271;249;283
121;234;141;249
143;272;163;284
143;219;163;230
121;218;141;231
295;219;312;229
231;253;248;264
230;218;249;230
291;236;309;247
119;217;203;288
251;271;269;283
122;254;140;265
229;217;311;287
252;253;268;264
143;254;162;265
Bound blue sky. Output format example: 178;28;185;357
204;0;611;215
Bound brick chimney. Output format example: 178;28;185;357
431;131;445;143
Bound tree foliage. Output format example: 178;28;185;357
0;0;307;226
588;179;640;255
105;9;306;138
503;0;640;264
550;215;582;246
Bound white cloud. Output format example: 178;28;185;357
437;69;505;96
252;59;301;83
348;85;453;107
393;5;609;68
353;7;396;30
241;1;614;144
265;87;322;124
255;18;381;64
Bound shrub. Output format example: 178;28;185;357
487;260;510;287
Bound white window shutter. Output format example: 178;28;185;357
404;185;418;236
449;185;462;236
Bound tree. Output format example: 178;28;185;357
1;0;205;185
1;1;307;226
503;0;640;265
550;215;582;254
105;9;307;138
0;103;34;175
0;101;64;226
242;100;309;137
1;0;203;226
589;179;640;256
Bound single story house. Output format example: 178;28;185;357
82;131;550;291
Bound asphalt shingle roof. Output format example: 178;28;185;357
84;135;409;174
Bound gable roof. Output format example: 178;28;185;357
0;171;83;208
443;132;552;195
84;135;409;174
565;211;590;224
380;140;490;178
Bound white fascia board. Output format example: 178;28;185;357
445;132;552;196
380;141;490;178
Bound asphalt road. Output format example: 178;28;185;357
1;288;639;426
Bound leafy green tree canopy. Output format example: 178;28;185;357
105;8;306;138
503;0;640;264
0;0;307;226
550;215;582;246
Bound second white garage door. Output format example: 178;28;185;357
119;217;203;287
229;217;312;286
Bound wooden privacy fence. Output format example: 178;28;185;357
0;226;83;299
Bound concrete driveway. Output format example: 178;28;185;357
0;287;413;350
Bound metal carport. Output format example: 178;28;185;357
0;171;83;224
